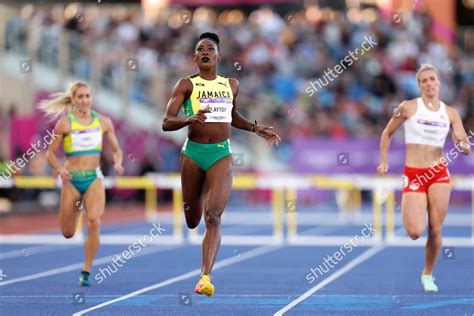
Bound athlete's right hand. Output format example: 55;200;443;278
188;105;210;124
376;163;389;176
58;168;72;181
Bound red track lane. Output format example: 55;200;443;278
0;203;173;234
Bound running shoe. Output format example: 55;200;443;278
194;274;214;296
79;271;91;287
421;274;438;292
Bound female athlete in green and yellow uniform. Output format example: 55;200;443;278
162;32;281;296
41;82;124;286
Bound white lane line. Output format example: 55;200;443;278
274;244;386;316
1;294;470;299
0;221;295;286
0;245;76;260
72;245;281;316
0;245;180;287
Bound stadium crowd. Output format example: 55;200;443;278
2;5;473;186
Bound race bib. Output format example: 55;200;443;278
200;98;233;123
71;128;102;151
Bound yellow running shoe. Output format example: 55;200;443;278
194;274;215;297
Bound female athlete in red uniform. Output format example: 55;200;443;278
377;64;471;292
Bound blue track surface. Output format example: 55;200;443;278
0;222;473;316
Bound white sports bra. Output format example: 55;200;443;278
404;98;450;148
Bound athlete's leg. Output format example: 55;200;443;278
181;153;206;228
82;178;105;273
59;181;82;238
201;155;233;275
424;183;450;275
401;192;428;240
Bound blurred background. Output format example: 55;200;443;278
0;0;472;220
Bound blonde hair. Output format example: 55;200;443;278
416;63;440;82
39;81;89;120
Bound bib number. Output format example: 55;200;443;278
71;129;102;151
200;98;232;123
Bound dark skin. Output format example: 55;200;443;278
162;38;280;276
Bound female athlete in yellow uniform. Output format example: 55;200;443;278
41;81;124;286
162;32;280;296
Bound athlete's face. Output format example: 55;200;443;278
72;86;92;112
194;39;220;69
418;69;440;98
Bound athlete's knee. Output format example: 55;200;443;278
204;210;221;227
427;227;442;241
183;204;201;228
87;217;101;231
62;229;75;239
186;218;200;229
406;227;423;240
408;232;421;240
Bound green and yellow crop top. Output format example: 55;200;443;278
183;74;234;123
63;111;103;157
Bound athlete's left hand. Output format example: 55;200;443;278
456;140;470;154
452;130;470;154
114;164;125;175
255;125;281;146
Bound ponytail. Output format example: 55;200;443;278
38;81;88;121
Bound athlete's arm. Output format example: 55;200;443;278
229;78;281;146
101;116;124;175
45;116;72;180
162;78;208;131
447;106;471;155
377;101;407;175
